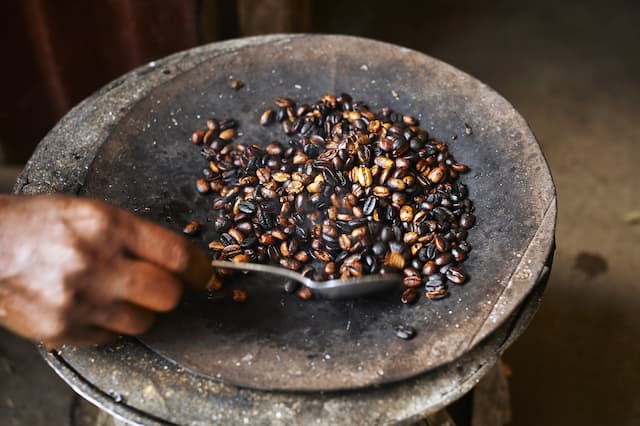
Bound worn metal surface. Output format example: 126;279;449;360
16;34;555;421
42;278;548;426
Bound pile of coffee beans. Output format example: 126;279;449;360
190;93;474;302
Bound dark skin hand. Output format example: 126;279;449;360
0;194;212;348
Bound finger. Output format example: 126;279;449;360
105;257;183;312
115;209;212;289
90;301;156;336
43;326;118;349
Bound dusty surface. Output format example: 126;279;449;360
1;0;639;424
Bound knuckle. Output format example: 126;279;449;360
47;281;78;312
42;315;70;341
118;307;154;335
69;201;118;237
131;313;155;335
167;242;190;273
158;285;182;312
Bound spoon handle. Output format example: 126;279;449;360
210;260;315;288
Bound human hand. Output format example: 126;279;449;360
0;194;212;348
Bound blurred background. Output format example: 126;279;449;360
1;0;638;424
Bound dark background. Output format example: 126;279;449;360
1;0;639;425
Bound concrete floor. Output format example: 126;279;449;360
1;0;639;424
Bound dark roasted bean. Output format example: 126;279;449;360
363;195;377;215
434;234;450;252
230;79;244;90
422;260;438;275
196;178;210;194
435;252;453;266
403;276;422;288
394;324;416;340
232;289;248;302
280;258;301;271
238;200;257;214
460;213;476;229
297;287;313;300
425;286;448;300
401;288;418;304
220;233;236;246
457;240;472;253
446;266;466;284
451;246;467;262
191;129;205;144
372;241;388;257
183;220;200;235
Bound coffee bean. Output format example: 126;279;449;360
232;289;248;302
460;213;476;229
191;129;205;144
394;324;416;340
403;276;422;288
446;266;466;284
297;287;313;300
183;220;200;236
401;288;418;304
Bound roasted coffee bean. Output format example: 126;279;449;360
387;178;406;191
394;324;417;340
229;79;244;90
422;260;438;275
384;252;405;270
240;234;257;249
208;241;225;251
362;195;377;215
220;233;236;246
232;289;248;302
425;244;438;260
425;287;448;300
399;205;414;222
183;220;200;235
372;241;388;257
403;276;422;288
228;228;244;243
238;200;257;214
191;129;205;144
446;266;466;284
297;287;313;300
373;186;391;198
427;273;445;283
434;234;449;252
214;216;230;232
231;253;249;263
451;246;467;262
460;213;476;229
219;128;236;141
435;252;453;266
280;258;301;271
196;178;210;194
457;240;472;253
401;288;418;304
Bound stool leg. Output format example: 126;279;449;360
470;360;512;426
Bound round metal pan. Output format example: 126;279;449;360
51;35;554;392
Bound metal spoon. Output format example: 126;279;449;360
210;260;401;299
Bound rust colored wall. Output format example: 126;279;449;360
0;0;199;164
